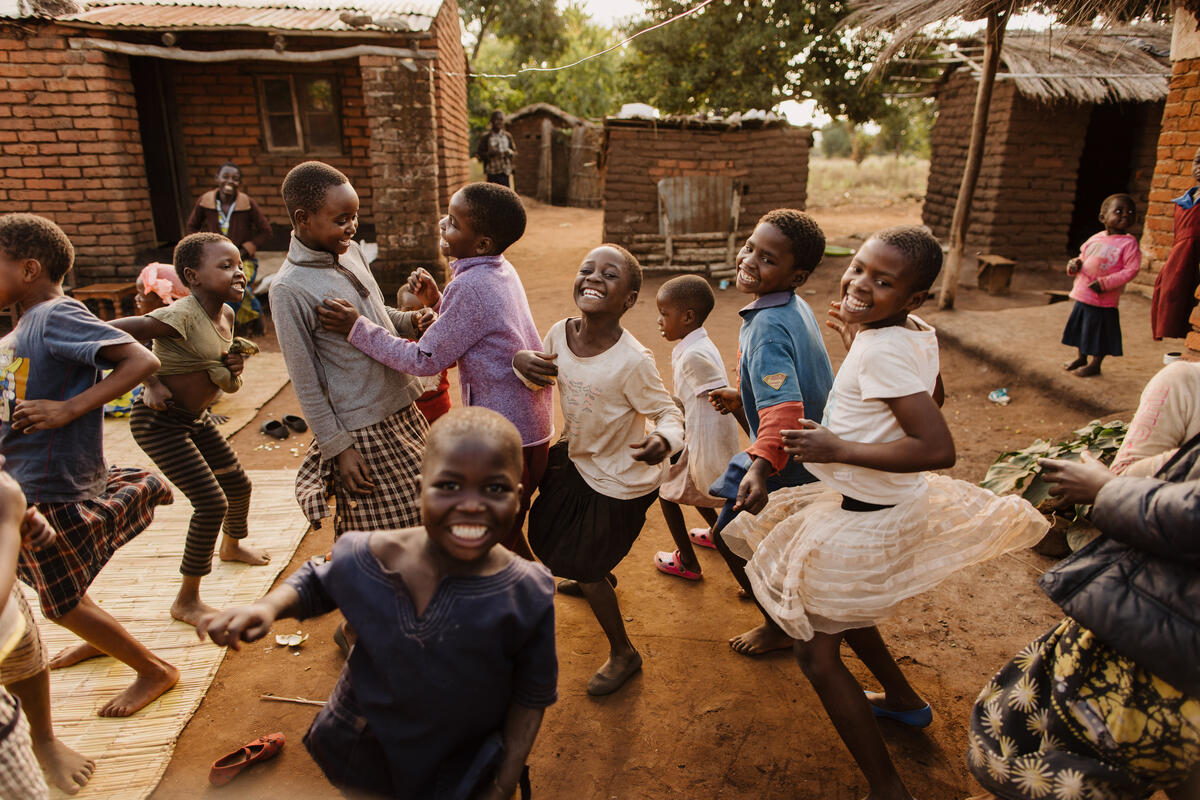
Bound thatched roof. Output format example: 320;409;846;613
935;25;1170;103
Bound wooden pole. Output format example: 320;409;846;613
938;2;1012;310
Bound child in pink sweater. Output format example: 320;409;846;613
317;183;552;558
1061;193;1142;378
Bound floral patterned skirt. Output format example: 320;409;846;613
968;618;1200;799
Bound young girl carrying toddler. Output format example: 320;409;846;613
721;226;1048;799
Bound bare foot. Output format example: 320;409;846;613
48;642;105;670
1063;356;1087;371
865;690;927;713
170;596;218;628
31;737;95;795
219;538;270;566
98;661;179;717
1072;362;1101;377
729;623;792;656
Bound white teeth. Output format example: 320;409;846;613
736;268;753;286
843;296;869;312
581;288;603;298
450;524;487;541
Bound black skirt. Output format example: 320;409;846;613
527;441;658;582
1061;300;1123;357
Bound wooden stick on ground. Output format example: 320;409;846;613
260;693;326;707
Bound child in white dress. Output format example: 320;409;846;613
721;226;1047;800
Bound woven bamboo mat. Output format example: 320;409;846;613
20;469;309;799
103;351;292;470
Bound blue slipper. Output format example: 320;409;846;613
865;693;932;728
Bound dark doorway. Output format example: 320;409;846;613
1068;102;1136;254
130;57;188;248
550;127;571;205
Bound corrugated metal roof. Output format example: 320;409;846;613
6;0;442;32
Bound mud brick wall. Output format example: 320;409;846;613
508;113;564;197
174;59;373;231
430;0;468;212
0;24;155;280
602;123;813;244
361;54;442;298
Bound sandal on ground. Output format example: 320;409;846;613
260;419;289;440
209;732;285;786
586;651;643;697
654;550;701;580
688;527;717;549
865;692;933;728
556;573;617;597
282;414;308;433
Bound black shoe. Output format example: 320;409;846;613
282;414;308;433
260;419;289;440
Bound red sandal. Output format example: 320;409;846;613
209;732;285;786
654;550;702;581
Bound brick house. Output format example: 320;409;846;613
922;26;1169;269
0;0;467;294
1140;5;1200;359
602;114;813;250
505;102;601;208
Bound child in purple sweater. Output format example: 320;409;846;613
318;183;552;558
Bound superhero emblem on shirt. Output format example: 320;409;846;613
762;372;787;390
0;347;29;424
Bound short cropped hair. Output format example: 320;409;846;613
759;209;825;275
870;225;944;293
282;161;349;222
1099;193;1136;219
217;161;240;176
0;213;74;282
424;407;523;474
659;274;715;323
458;182;526;254
173;232;232;287
595;243;642;293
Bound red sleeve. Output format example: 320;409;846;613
746;401;805;474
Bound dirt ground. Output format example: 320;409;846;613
148;200;1130;800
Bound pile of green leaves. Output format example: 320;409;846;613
981;420;1127;552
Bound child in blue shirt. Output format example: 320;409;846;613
708;209;834;656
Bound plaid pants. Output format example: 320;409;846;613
0;690;47;800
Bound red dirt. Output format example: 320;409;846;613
149;201;1129;800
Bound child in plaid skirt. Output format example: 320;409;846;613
0;214;177;719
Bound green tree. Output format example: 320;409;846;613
459;0;566;62
819;120;854;158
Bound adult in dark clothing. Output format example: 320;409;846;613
475;111;517;188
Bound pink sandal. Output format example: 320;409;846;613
654;550;702;580
688;527;716;549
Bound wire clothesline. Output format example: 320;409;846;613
440;0;715;79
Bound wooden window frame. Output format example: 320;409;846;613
255;73;343;155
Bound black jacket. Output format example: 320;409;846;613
1039;431;1200;697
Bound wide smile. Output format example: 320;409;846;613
579;287;605;299
735;266;757;287
842;294;870;313
448;523;490;544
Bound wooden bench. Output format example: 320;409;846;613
976;254;1015;296
72;282;137;320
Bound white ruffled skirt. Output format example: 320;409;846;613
720;474;1048;641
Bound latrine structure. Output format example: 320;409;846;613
505;102;601;207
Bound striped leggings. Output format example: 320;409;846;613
130;402;252;576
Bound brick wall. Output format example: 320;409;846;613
508;113;565;197
361;54;442;298
602;123;813;243
0;23;155;280
429;0;468;212
174;58;373;232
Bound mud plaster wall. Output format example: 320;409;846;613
508;112;568;197
0;24;155;280
602;124;812;243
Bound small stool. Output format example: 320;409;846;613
72;282;137;320
976;254;1015;296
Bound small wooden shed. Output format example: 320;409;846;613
922;26;1170;268
505;102;602;207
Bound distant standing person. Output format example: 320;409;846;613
1151;145;1200;341
476;110;517;188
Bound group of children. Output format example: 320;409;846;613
0;159;1179;800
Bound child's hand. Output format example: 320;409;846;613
630;433;670;465
413;307;436;335
732;457;771;515
222;351;245;377
1066;258;1082;276
708;387;742;415
782;420;843;463
316;298;359;336
1038;450;1114;505
825;301;859;352
513;350;558;387
1087;279;1102;294
142;380;173;411
336;447;376;495
20;506;56;550
11;399;76;433
196;602;276;650
406;267;441;308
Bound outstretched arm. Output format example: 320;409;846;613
13;342;159;432
196;584;301;651
107;315;179;341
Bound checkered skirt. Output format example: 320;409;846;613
19;467;173;618
294;405;428;537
